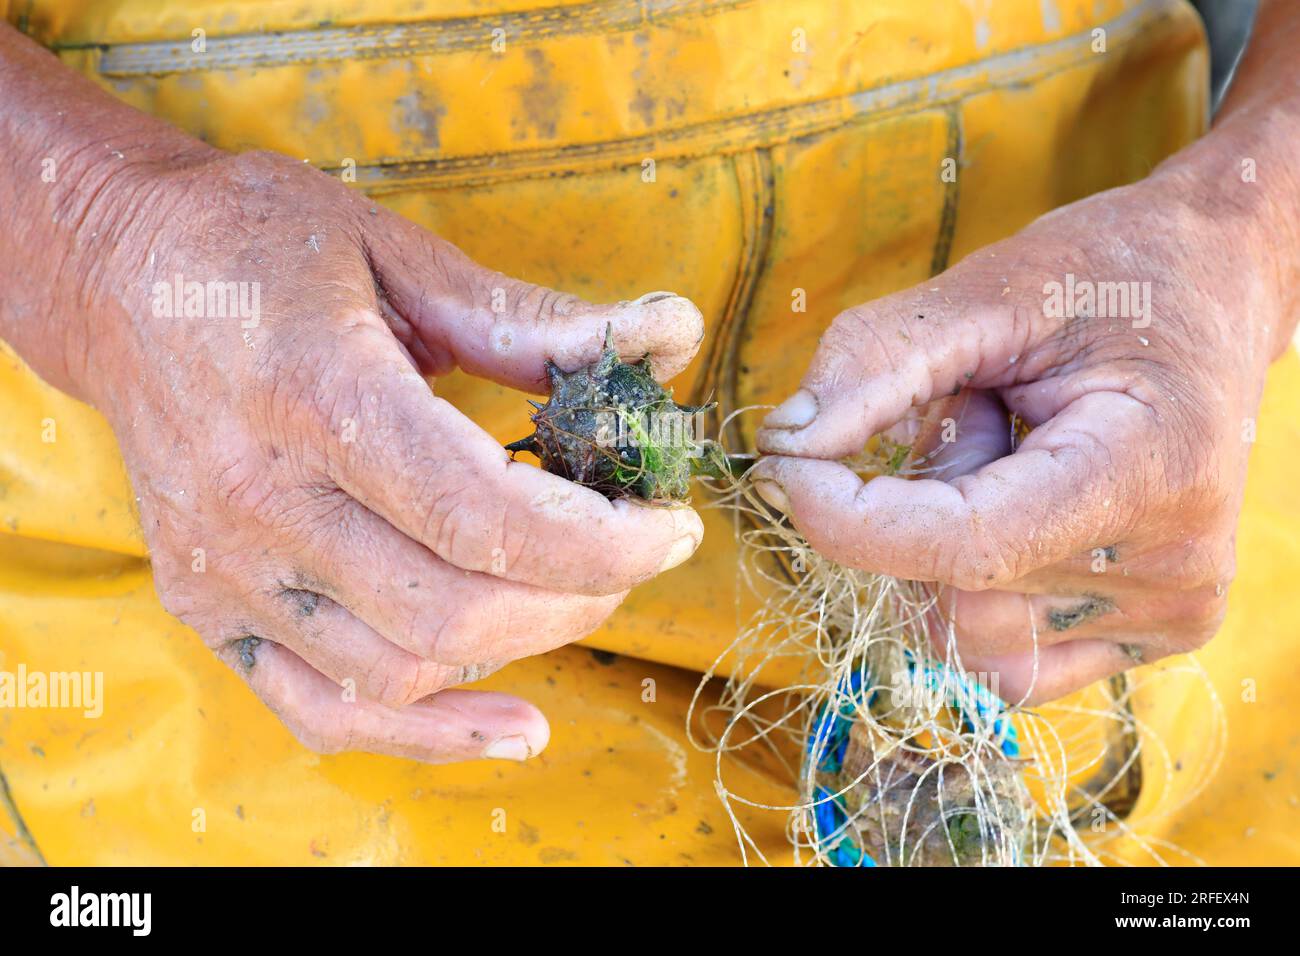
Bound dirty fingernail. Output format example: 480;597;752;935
484;734;532;761
633;290;679;305
659;534;699;573
762;389;818;430
753;478;791;515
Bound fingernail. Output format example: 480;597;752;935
753;478;791;515
658;533;699;573
484;734;532;761
633;291;679;305
763;389;818;430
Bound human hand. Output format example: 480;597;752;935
69;149;705;761
753;169;1286;704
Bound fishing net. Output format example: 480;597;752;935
687;407;1226;867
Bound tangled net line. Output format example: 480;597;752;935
687;406;1226;867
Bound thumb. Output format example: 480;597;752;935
756;258;1049;459
361;205;704;391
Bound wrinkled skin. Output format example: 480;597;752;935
755;159;1299;704
753;0;1300;707
0;20;706;765
3;0;1299;767
93;151;706;762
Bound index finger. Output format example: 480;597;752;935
751;391;1152;590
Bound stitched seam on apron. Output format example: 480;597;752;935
323;0;1187;194
63;0;754;76
694;149;810;579
928;105;964;278
695;149;773;417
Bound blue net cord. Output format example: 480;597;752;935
805;655;1019;866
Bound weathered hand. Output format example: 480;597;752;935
754;169;1286;704
73;149;704;761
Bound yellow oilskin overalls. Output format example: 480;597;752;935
1;0;1297;866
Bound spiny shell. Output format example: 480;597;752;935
506;336;705;501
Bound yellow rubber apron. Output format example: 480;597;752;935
2;0;1296;865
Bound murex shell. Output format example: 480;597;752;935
506;331;707;501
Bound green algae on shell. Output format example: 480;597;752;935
506;331;721;502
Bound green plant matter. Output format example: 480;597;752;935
507;330;726;502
